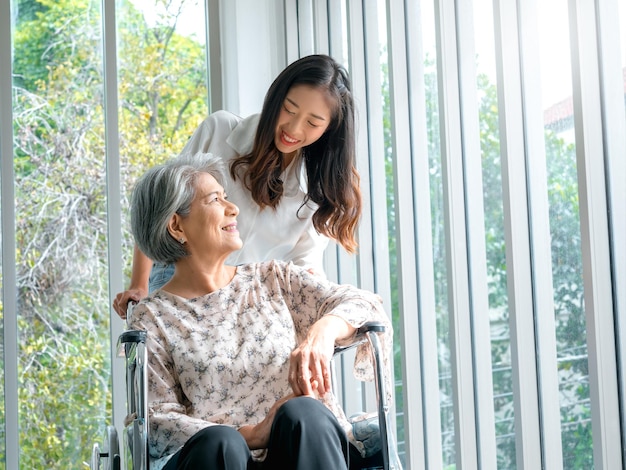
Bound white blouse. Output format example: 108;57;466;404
129;260;392;469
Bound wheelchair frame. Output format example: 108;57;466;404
91;321;401;470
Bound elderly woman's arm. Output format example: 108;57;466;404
275;261;392;398
129;305;220;459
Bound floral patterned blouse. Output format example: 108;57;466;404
128;260;392;469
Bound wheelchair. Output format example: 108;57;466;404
92;321;402;470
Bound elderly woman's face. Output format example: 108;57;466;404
180;172;242;258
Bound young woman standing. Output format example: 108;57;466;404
113;54;362;318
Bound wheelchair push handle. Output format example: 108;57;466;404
117;301;147;356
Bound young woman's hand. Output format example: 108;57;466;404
113;245;152;319
113;288;146;319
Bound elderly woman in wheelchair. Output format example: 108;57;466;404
125;152;394;470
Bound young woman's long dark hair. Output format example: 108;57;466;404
230;54;362;253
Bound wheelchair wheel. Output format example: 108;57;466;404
106;426;120;470
91;425;121;470
91;442;102;470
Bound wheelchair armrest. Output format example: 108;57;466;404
119;329;147;344
333;321;386;356
357;321;386;334
332;320;399;469
116;329;150;469
117;329;147;357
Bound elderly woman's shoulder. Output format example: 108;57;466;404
236;260;303;280
237;259;288;273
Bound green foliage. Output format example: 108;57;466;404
13;0;102;91
18;330;110;468
116;0;208;173
544;133;591;466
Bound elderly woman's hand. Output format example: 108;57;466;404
238;394;295;449
289;315;356;396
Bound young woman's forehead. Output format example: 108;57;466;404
285;85;335;116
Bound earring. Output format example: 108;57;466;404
179;238;185;245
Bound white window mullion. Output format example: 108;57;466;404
101;0;127;446
297;0;315;56
327;0;347;62
434;0;479;467
322;0;363;287
336;0;390;419
455;1;497;467
517;0;565;467
387;0;428;462
568;0;622;468
312;0;329;54
319;0;358;296
357;0;385;301
0;1;18;467
321;0;346;289
205;0;222;112
595;0;626;455
493;1;543;467
283;0;300;64
359;0;392;417
403;0;444;466
326;0;367;417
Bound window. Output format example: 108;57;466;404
2;0;211;466
1;1;624;468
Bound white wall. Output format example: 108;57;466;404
219;0;288;117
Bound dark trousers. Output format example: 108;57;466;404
163;396;350;470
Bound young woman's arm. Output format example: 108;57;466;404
112;245;152;318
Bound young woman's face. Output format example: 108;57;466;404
275;84;334;157
175;173;242;258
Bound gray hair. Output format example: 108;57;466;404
130;152;227;264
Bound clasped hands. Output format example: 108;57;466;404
240;315;355;449
287;317;338;397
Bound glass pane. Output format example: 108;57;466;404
0;100;3;469
472;0;516;467
419;1;454;465
12;0;111;466
117;0;209;283
621;1;626;115
538;1;592;467
374;0;406;463
0;0;5;447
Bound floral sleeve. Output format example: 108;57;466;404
128;303;213;460
271;260;394;393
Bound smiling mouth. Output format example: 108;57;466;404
222;224;238;232
280;131;299;145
